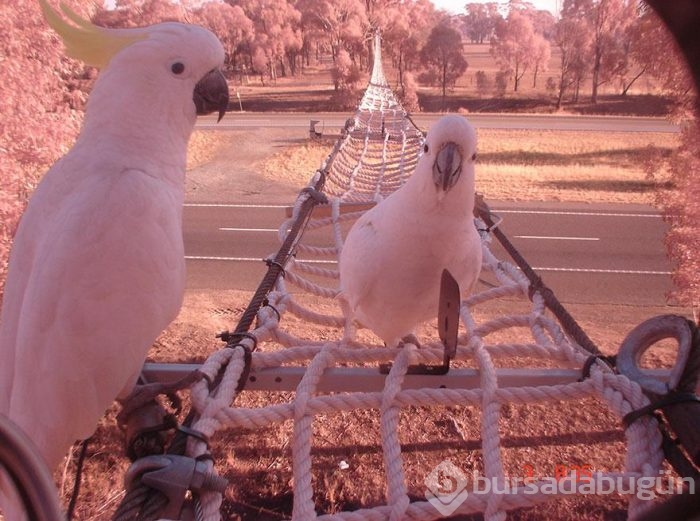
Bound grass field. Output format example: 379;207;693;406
256;127;678;205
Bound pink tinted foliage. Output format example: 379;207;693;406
330;48;362;109
193;2;255;71
399;71;420;112
0;0;91;297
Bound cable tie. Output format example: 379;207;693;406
225;332;258;351
176;426;210;449
262;299;281;322
579;354;617;381
264;258;286;277
622;392;700;428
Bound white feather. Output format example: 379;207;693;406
0;21;225;477
339;115;482;347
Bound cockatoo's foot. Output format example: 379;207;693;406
117;370;205;459
397;333;421;349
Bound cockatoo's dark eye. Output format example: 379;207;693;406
171;62;185;75
424;144;429;154
472;152;477;161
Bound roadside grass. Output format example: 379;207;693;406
259;128;679;204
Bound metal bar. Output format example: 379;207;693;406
142;363;672;393
475;195;602;356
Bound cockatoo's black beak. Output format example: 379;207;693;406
432;141;463;192
193;68;229;122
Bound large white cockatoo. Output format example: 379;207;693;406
338;115;482;347
0;0;228;478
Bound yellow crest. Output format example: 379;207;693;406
39;0;147;68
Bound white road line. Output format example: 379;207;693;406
495;209;661;218
185;256;669;274
534;267;671;275
185;203;289;208
185;255;336;264
219;227;279;232
515;235;599;241
186;203;662;218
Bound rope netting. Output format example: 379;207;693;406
322;34;424;202
181;178;665;520
126;34;690;521
170;35;663;520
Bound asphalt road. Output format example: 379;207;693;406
196;112;679;133
182;200;675;307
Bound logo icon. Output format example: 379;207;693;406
424;460;469;515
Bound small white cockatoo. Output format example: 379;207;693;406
0;0;228;479
338;115;482;347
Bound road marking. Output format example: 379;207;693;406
515;235;599;241
185;203;289;208
219;227;279;232
185;256;669;274
494;209;661;218
186;203;663;218
185;255;336;264
534;267;671;275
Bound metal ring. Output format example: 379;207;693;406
617;315;693;395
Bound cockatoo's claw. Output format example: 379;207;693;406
117;370;205;460
301;186;329;204
398;333;421;349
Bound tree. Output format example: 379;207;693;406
636;6;698;315
225;0;303;82
330;48;362;108
0;0;97;297
305;0;368;64
531;33;551;88
567;0;637;103
399;70;420;112
420;23;468;105
194;2;254;74
490;9;539;92
463;2;500;44
553;4;593;108
374;0;437;90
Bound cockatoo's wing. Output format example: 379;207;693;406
338;212;381;318
5;164;186;468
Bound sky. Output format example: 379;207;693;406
431;0;561;16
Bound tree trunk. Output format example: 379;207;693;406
621;67;647;96
591;44;602;103
533;64;539;88
556;75;565;109
442;62;447;107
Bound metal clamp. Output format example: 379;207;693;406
124;454;228;519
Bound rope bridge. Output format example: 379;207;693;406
117;34;700;521
32;33;690;521
323;34;424;202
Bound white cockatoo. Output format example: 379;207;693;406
0;0;228;482
338;115;482;347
